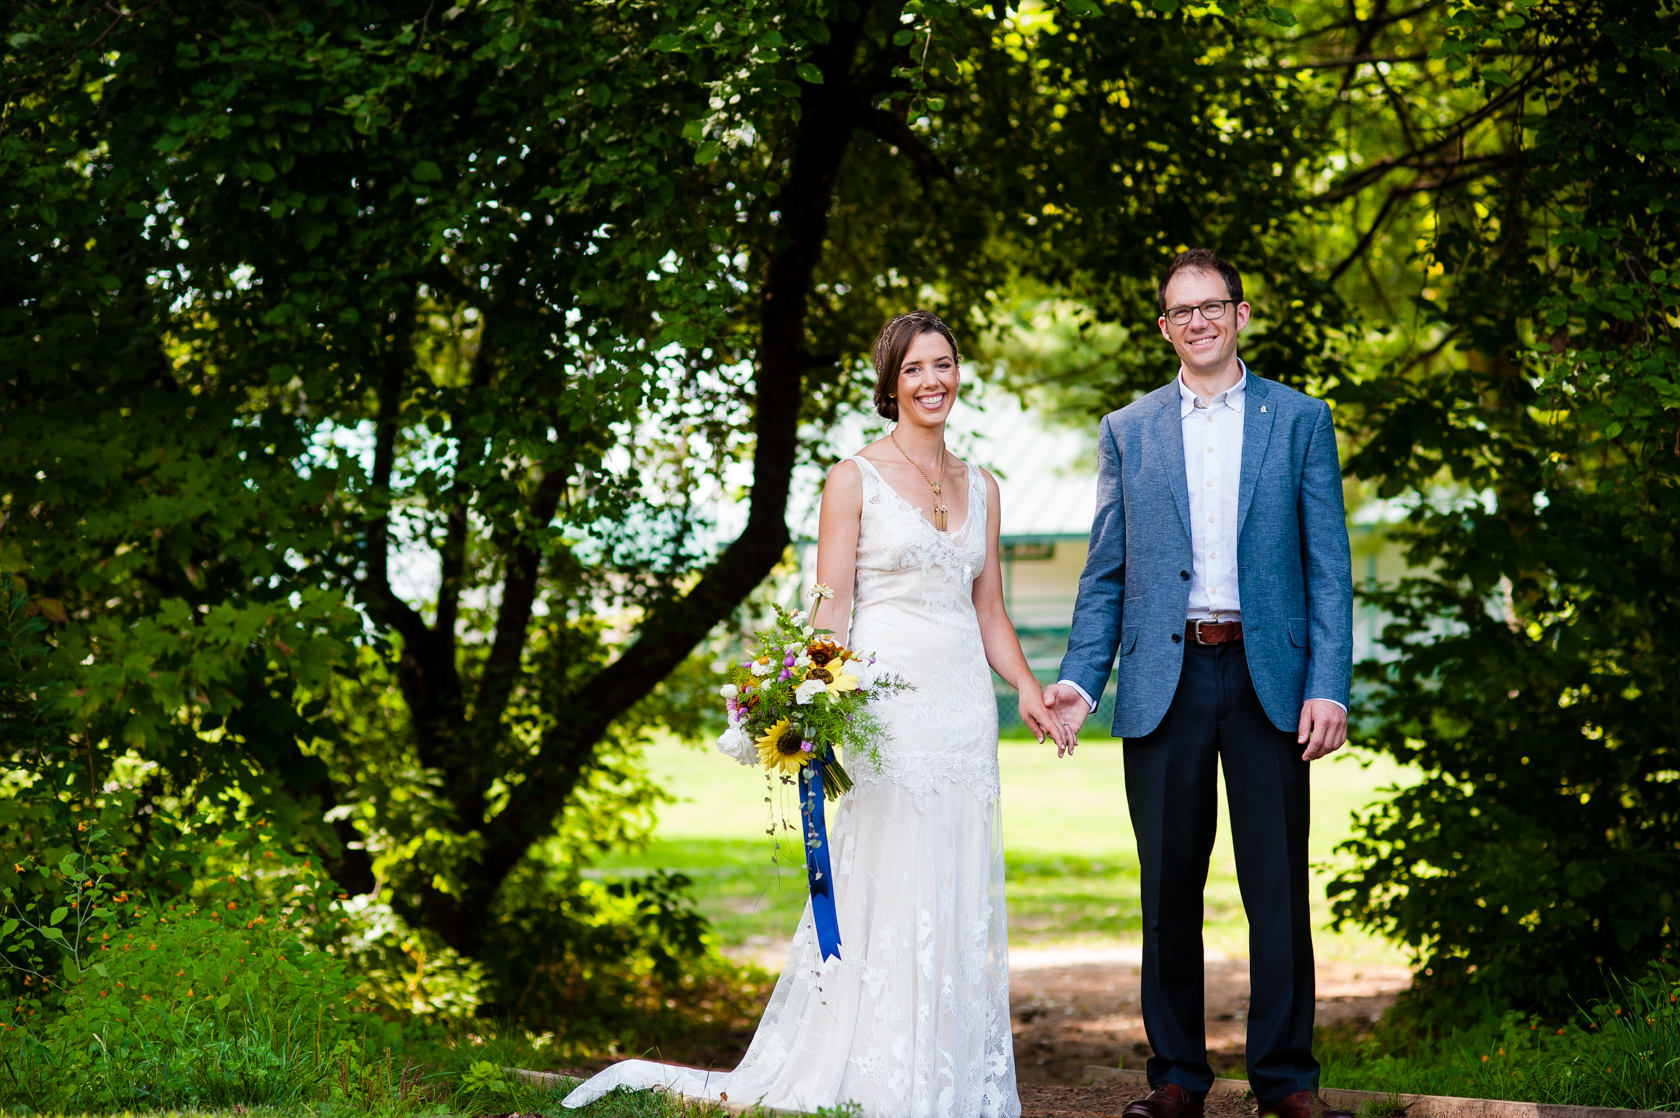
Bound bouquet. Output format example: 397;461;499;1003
715;588;909;801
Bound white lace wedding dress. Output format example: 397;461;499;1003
563;456;1019;1118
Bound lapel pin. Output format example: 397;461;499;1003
1260;405;1267;413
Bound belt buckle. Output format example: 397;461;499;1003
1194;619;1216;646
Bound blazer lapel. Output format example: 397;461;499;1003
1236;371;1274;535
1155;388;1193;541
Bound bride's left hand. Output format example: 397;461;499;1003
1018;687;1071;754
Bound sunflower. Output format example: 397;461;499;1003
825;665;860;694
755;719;811;775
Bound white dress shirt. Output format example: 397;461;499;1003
1181;371;1244;621
1056;365;1345;714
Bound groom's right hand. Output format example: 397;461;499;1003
1041;683;1092;757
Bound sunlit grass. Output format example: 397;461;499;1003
599;736;1421;968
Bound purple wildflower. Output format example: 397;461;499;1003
779;669;792;681
801;740;814;753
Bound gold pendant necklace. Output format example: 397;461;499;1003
890;429;949;531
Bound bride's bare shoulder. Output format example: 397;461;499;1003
823;456;864;495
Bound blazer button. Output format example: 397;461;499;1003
1180;570;1189;580
1171;632;1183;643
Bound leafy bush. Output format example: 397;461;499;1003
0;818;395;1109
1332;550;1680;1020
477;860;772;1067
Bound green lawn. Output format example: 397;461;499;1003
596;735;1419;968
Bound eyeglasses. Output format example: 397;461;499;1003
1164;299;1236;326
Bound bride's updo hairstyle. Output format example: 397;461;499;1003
871;310;960;421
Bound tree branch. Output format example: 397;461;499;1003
863;107;952;185
362;347;429;653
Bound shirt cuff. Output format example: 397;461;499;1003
1057;679;1097;713
1309;697;1348;713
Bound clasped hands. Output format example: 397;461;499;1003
1039;684;1347;762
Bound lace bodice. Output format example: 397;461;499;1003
847;455;999;811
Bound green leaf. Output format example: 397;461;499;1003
796;62;824;84
893;29;916;46
1;920;15;936
649;33;685;52
216;992;232;1009
694;141;721;164
412;160;442;182
249;162;276;183
93;963;109;978
589;83;612;107
49;907;67;926
41;927;63;941
1152;0;1181;12
1064;0;1103;15
1266;5;1297;25
1483;68;1513;86
926;97;946;112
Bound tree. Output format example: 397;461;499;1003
1049;0;1680;1016
3;0;1340;1004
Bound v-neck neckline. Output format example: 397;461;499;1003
853;454;976;539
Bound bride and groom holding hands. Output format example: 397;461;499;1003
566;248;1355;1118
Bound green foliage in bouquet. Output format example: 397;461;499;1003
715;602;910;801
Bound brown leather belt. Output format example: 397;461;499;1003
1186;619;1244;645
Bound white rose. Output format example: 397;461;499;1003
794;678;828;705
719;683;738;699
716;725;756;766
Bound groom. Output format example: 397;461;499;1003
1044;250;1354;1118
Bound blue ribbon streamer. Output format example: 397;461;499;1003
802;763;843;962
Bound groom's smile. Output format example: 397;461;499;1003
1158;269;1251;389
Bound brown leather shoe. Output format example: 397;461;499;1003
1122;1083;1205;1118
1259;1090;1355;1118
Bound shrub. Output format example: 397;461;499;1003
0;819;394;1109
1333;554;1680;1020
477;861;771;1067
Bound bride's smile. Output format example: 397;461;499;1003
893;330;960;428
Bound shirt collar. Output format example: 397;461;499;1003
1178;361;1248;418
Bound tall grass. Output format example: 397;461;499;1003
1319;966;1680;1111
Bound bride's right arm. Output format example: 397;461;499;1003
811;459;863;646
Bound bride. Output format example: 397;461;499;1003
563;310;1068;1117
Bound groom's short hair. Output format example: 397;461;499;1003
1157;249;1244;313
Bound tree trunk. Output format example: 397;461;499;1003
405;10;876;956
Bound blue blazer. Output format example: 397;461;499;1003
1058;370;1353;737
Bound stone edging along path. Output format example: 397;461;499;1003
1083;1066;1676;1118
513;1066;1676;1118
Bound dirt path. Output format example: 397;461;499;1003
1008;946;1412;1086
1019;1080;1261;1118
721;939;1411;1088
